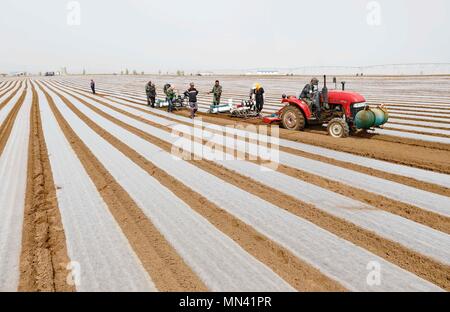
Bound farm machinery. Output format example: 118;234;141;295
207;99;260;118
230;99;260;118
263;76;389;138
155;94;188;110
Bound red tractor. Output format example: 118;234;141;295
263;76;369;138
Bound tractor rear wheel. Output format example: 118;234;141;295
327;118;350;138
281;106;305;131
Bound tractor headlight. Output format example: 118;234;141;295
352;102;367;109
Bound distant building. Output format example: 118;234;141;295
197;72;214;76
256;70;280;75
245;70;280;76
11;72;27;76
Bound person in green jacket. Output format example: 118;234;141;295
209;80;222;106
164;84;176;113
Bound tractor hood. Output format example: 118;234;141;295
328;90;366;105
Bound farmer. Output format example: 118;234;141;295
90;79;96;94
300;77;320;116
184;83;199;119
145;81;156;107
250;83;265;115
164;84;176;113
300;77;319;101
209;80;222;106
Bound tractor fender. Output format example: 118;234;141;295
281;97;312;119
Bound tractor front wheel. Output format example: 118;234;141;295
327;118;350;138
281;106;305;131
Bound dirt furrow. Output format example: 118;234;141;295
95;91;450;173
55;85;450;233
36;82;208;292
0;82;27;157
0;80;10;89
389;121;450;131
390;116;450;125
44;82;346;292
18;81;74;292
360;131;450;151
390;111;450;119
0;81;16;98
0;81;22;111
48;82;450;291
85;86;450;152
387;105;450;111
279;146;450;197
213;117;450;171
383;126;450;139
90;96;450;198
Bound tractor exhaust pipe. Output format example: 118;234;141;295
322;75;329;108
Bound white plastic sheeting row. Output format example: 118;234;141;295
0;84;25;125
35;82;157;292
51;84;450;218
0;82;30;291
40;82;294;292
54;78;450;140
388;118;450;130
46;82;445;292
105;97;450;189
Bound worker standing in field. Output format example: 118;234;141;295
184;83;199;119
90;79;96;94
209;80;222;106
164;84;176;113
145;81;156;107
251;83;265;115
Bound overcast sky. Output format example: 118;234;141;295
1;0;449;73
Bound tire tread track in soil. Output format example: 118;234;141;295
36;82;208;292
43;82;346;292
46;82;450;291
18;81;75;292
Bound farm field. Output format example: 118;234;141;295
0;75;449;292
